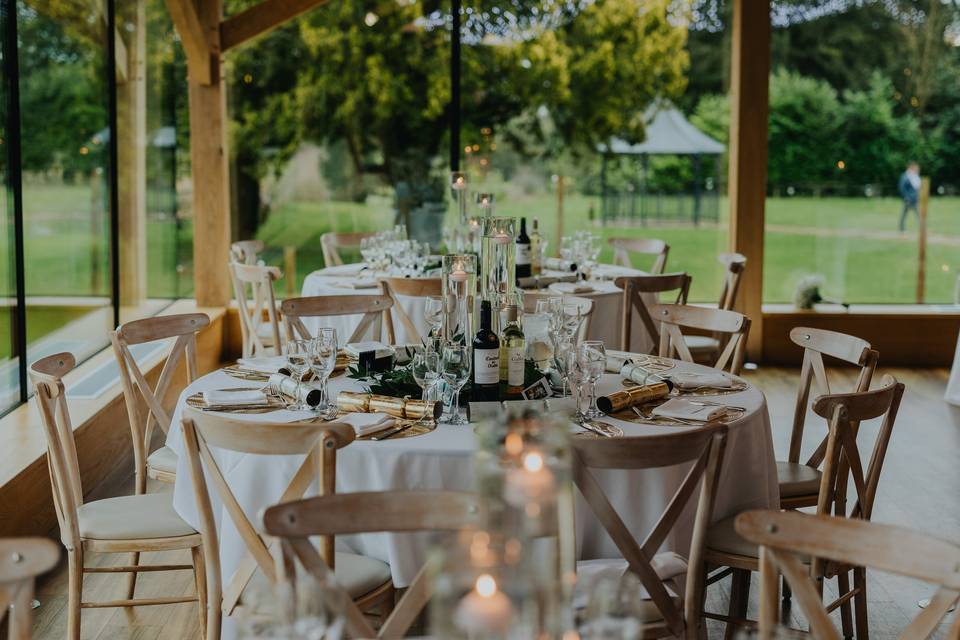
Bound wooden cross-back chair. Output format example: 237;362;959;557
180;406;392;639
229;261;283;358
281;294;395;345
779;327;879;510
263;490;483;639
30;353;205;640
615;273;691;353
716;253;747;310
737;510;960;640
112;313;210;490
522;291;595;343
230;239;264;265
379;277;441;344
650;304;751;375
608;237;670;274
0;537;59;639
703;376;904;640
320;231;375;267
572;425;728;639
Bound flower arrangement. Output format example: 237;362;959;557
793;274;849;310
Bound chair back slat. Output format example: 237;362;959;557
716;253;747;310
651;304;750;375
608;237;670;274
263;490;483;639
230;262;282;358
180;406;355;616
281;294;395;345
380;277;441;344
231;239;264;265
29;354;84;549
0;537;60;639
615;273;690;353
572;426;728;638
736;510;960;640
320;231;375;267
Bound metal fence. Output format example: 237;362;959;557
600;189;721;226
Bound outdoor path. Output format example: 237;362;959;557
762;224;960;246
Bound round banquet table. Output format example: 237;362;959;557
165;357;778;634
301;263;656;353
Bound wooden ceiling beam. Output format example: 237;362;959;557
220;0;332;52
165;0;216;84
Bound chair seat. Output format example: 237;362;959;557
706;516;758;558
247;551;391;603
574;553;686;622
78;493;196;540
683;335;720;352
777;461;822;498
147;446;178;475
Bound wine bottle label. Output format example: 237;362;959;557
516;244;531;265
507;346;525;386
474;348;500;384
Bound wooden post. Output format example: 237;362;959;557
284;246;297;298
916;177;930;303
117;0;148;308
727;0;771;359
555;175;565;257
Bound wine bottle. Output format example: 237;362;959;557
515;217;532;279
472;300;500;402
499;305;526;398
530;218;543;276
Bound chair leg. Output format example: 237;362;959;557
67;548;83;640
124;551;140;602
723;569;751;640
853;567;869;640
837;570;854;639
191;546;208;639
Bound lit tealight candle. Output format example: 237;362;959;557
450;260;469;283
453;175;467;190
454;574;513;634
504;451;556;508
493;231;511;245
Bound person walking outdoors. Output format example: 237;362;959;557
898;161;921;231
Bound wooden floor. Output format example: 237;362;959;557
28;366;960;639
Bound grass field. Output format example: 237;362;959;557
1;183;958;362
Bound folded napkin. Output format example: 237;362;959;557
320;263;368;277
331;279;379;290
337;412;396;437
651;398;725;422
236;356;287;374
550;282;594;295
202;389;269;407
667;371;734;390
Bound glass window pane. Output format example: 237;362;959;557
0;3;18;412
19;1;113;365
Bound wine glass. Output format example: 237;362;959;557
309;329;338;413
579;340;606;418
552;334;575;397
441;344;471;425
285;339;311;410
424;296;444;340
411;350;441;401
561;301;583;339
565;347;586;416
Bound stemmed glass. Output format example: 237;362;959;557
285;339;311;410
561;301;584;339
441;344;471;425
424;296;444;342
552;335;575;397
411;350;441;402
579;340;606;418
309;328;338;413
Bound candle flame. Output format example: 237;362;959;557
476;574;497;598
523;452;544;472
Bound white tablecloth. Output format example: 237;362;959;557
300;263;656;352
165;359;777;635
946;329;960;405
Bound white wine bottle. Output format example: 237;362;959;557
530;218;543;276
499;305;526;398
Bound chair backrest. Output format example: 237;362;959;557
572;425;728;639
263;490;483;638
809;375;903;526
112;313;210;492
522;291;595;343
229;261;283;358
230;239;264;265
786;327;879;474
716;253;747;310
379;277;442;344
0;537;60;639
320;231;375;267
615;273;691;353
608;237;670;274
736;510;960;640
29;353;84;550
180;406;356;616
281;294;395;345
650;304;751;375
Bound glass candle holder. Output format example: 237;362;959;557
481;216;517;306
451;171;469;225
475;192;496;218
442;254;478;344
